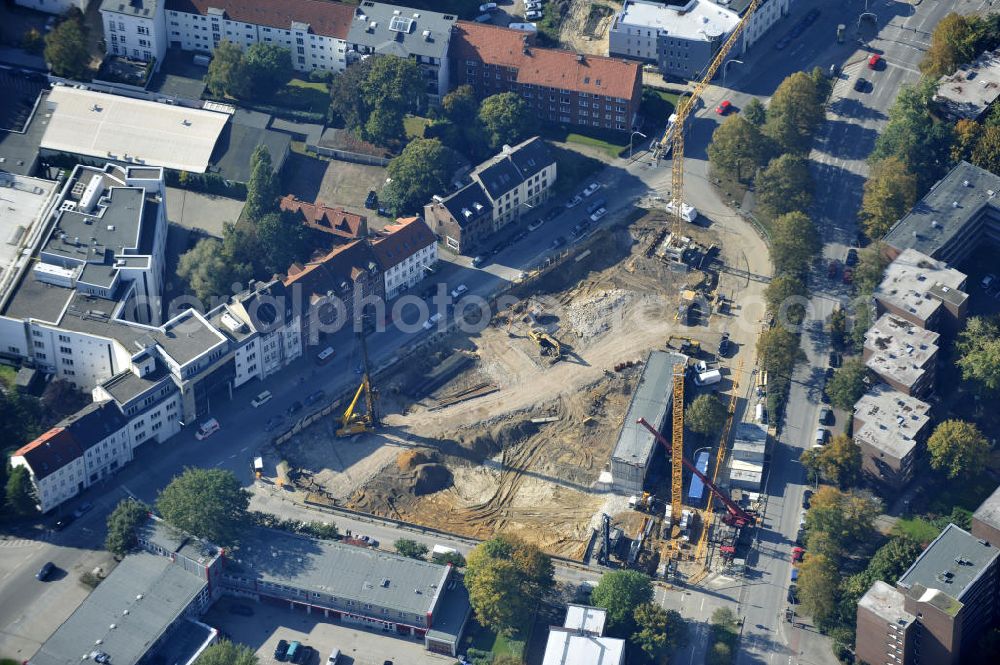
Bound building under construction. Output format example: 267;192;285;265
610;351;687;494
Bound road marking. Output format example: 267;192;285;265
240;446;248;452
886;61;921;76
214;460;224;466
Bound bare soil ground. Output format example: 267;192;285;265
560;0;620;56
281;208;753;558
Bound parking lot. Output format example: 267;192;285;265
203;597;456;665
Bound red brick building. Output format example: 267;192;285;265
449;21;643;133
280;194;368;245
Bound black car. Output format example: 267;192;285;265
298;645;316;664
305;389;325;406
274;639;290;661
53;515;75;531
36;562;55;581
802;489;814;509
364;190;378;210
544;208;560;222
228;603;254;616
286;401;304;416
787;584;798;604
774;37;789;50
804;8;820;25
72;502;93;519
854;77;869;92
718;332;731;356
845;248;858;266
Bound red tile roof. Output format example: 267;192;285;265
370;217;436;271
13;428;83;481
280;195;367;242
283;239;380;300
451;21;641;101
165;0;356;39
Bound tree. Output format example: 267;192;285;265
631;604;687;663
957;316;1000;393
255;212;309;275
244;145;279;221
769;211;820;276
44;16;89;79
841;536;922;614
382;138;459;215
329;56;374;131
432;550;467;567
243;43;292;97
105;498;151;558
707;642;732;665
22;28;44;54
155;468;250;547
800;434;861;488
798;553;840;627
196;640;257;665
5;465;37;516
393;538;429;560
685;394;727;435
590;570;653;636
763;72;825;153
707;115;771;183
464;535;553;634
920;13;979;78
972;124;1000;174
757;326;801;378
205;40;250;98
177;238;251;302
755;154;814;219
829;307;847;349
743;97;766;126
859;157;918;240
805;487;882;561
442;85;480;122
329;54;426;146
764;273;808;324
853;244;891;295
479;92;533;150
952;119;982;163
826;359;868;411
927;420;990;480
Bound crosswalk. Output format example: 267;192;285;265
0;535;48;549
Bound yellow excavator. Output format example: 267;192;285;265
336;327;379;437
527;328;562;363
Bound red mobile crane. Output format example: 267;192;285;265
637;418;755;528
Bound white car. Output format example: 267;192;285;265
450;284;468;298
565;195;583;208
525;9;543;20
665;199;698;223
526;1;543;10
589;207;607;222
479;3;497;12
251;391;272;408
422;313;442;330
195;418;220;441
527;219;544;231
582;182;601;197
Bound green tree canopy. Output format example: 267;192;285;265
177;237;251;302
105;498;151;558
255;212;310;275
243;43;293;96
952;119;982;163
685;394;728;435
631;603;687;663
196;640;257;665
764;273;808;324
840;535;922;621
770;211;821;276
442;84;480;122
5;465;38;516
826;359;868;411
464;534;554;634
383;138;459;215
707;115;771;183
393;538;429;560
757;325;802;380
155;468;250;547
244;145;279;221
859;157;918;240
755;153;814;219
478;92;533;151
330;55;425;146
205;40;250;98
798;553;840;627
763;71;825;153
920;12;981;78
853;244;891;295
590;570;653;636
927;420;990;480
432;550;466;567
800;434;862;489
971;124;1000;174
957;316;1000;393
743;97;766;126
44;16;89;79
805;486;882;562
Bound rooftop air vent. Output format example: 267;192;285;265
964;180;971;187
952;201;959;208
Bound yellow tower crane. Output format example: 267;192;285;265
670;363;685;524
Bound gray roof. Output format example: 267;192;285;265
477;159;523;200
347;1;456;60
0;76;48;176
425;579;471;644
864;314;939;389
29;552;206;665
150;309;227;366
229;528;451;616
973;485;1000;539
42;177;148;263
897;523;1000;607
474;137;554;200
611;350;686;467
58;400;128;450
853;384;930;460
884;161;1000;262
139;517;223;566
439;182;493;227
99;364;174;406
933;49;1000;121
858;580;914;626
210;110;291;184
875;248;968;323
100;0;160;18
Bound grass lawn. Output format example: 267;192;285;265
893;517;942;545
403;115;430;140
267;78;330;114
550;145;604;198
0;364;16;390
541;124;631;160
461;620;528;659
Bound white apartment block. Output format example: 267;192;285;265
739;0;789;55
100;0;167;66
15;0;92;15
473;137;557;228
371;217;438;300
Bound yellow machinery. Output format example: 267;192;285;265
666;335;700;357
336;329;379;437
527;328;563;363
670;363;685;524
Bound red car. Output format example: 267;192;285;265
792;546;805;563
868;54;883;70
716;100;732;115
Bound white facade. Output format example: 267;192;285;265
100;0;167;66
384;242;437;300
15;0;91;15
10;444;86;513
740;0;789;55
27;323;130;388
81;424;132;485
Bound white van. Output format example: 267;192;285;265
694;369;722;386
326;647;341;664
666;199;698;223
755;402;767;424
251;390;272;408
195;418;220;440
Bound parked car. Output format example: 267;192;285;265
589;207;607;222
845;248;858;266
565;194;582;208
525;9;542;19
479;2;497;12
53;515;74;531
551;235;567;249
364;190;378;209
474;13;492;23
300;646;317;664
36;562;55;581
715;100;732;115
774;37;790;50
718;332;731;355
450;284;468;298
802;489;813;509
819;406;833;425
868;53;883;70
527;219;544;231
275;640;290;662
582;182;601;197
815;427;829;444
195;418;220;440
423;313;443;330
828;63;841;78
73;502;93;519
305;389;326;406
229;603;254;616
787;584;798;604
792;546;805;563
251;390;273;408
854;77;869;92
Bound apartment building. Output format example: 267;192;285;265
280;194;368;245
933;49;1000;121
541;604;625;665
449;21;642;133
370;216;438;300
15;0;91;15
852;385;931;490
863;314;940;398
874;248;969;334
100;0;168;66
972;485;1000;545
856;523;1000;665
424;137;555;254
223;279;303;382
346;1;456;104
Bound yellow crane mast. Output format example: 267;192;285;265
671;363;685;524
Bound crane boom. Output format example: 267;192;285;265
670;363;685;523
637;417;754;526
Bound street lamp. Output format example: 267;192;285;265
629;130;647;159
722;59;743;86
